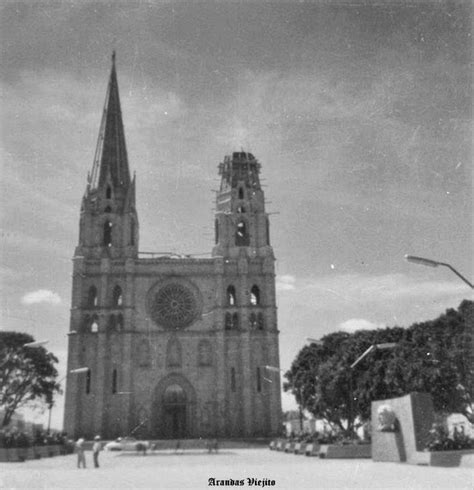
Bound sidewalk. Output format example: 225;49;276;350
0;448;472;489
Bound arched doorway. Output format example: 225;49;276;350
153;374;196;439
163;384;187;439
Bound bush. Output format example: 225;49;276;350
426;423;474;451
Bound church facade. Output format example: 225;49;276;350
63;55;282;440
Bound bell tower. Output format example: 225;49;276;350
65;53;139;438
212;151;272;259
77;52;138;260
211;151;281;437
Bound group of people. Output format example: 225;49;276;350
75;435;102;468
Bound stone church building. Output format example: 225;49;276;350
64;55;282;440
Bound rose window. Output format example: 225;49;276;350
151;283;197;329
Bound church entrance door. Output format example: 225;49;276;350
163;384;187;439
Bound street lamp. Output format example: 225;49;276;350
348;343;396;437
47;367;89;432
23;340;49;348
405;255;473;289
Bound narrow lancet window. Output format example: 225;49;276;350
103;221;113;247
91;315;99;333
86;369;91;394
87;286;98;307
231;367;236;392
130;221;135;246
106;186;112;199
249;313;257;329
235;220;249;246
112;285;123;306
250;285;260;306
232;312;239;329
112;368;117;394
227;286;236;306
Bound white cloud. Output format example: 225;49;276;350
338;318;386;333
276;275;296;291
21;289;61;306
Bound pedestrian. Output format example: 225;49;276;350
76;438;86;468
93;435;102;468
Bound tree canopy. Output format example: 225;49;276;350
284;300;473;436
0;332;61;428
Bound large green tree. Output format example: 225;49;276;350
284;300;473;435
0;332;61;428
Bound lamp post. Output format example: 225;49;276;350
47;367;89;433
264;365;306;434
23;340;49;348
405;255;473;289
348;343;396;438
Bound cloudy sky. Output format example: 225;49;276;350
1;1;472;428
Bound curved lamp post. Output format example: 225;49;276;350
47;367;89;432
349;343;396;438
23;340;49;348
405;255;473;289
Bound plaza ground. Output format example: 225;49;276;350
0;448;472;490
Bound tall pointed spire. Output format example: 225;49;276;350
90;52;130;190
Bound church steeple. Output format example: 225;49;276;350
212;152;273;259
89;51;131;191
77;53;139;259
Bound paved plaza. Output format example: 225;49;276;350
0;448;472;489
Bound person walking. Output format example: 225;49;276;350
92;435;102;468
76;438;86;468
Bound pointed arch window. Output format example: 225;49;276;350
235;220;249;246
166;338;182;368
257;313;265;330
232;312;239;329
214;219;219;245
108;315;117;333
198;340;212;366
130;220;135;246
249;313;257;329
112;285;123;307
250;285;260;306
103;221;113;247
137;340;151;367
106;186;112;199
86;369;91;394
225;313;233;330
104;206;112;213
238;187;244;199
87;286;98;308
117;314;124;331
91;315;99;333
256;366;262;393
237;205;246;213
82;315;90;333
226;286;236;306
230;367;236;392
112;368;117;394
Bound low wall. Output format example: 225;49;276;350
319;444;371;459
0;445;65;462
415;449;474;468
